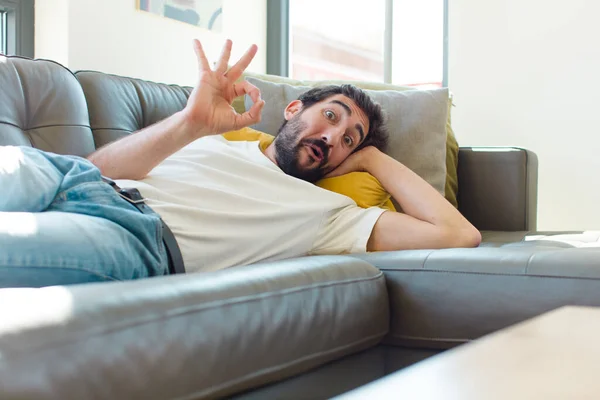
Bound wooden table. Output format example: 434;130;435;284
336;306;600;400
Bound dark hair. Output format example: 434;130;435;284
297;84;388;152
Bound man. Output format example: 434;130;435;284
0;40;480;288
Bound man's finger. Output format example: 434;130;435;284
235;99;265;129
233;81;261;102
215;39;232;74
323;161;355;179
193;39;211;72
234;80;264;128
225;44;258;81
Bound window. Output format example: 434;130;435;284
274;0;447;88
289;0;386;82
0;0;34;58
391;0;444;88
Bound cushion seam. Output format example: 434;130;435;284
0;120;23;130
0;121;92;130
91;127;134;132
131;80;146;127
379;268;600;280
524;251;536;273
420;250;436;269
25;123;92;130
2;272;385;355
387;334;470;343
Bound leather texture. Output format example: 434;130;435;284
0;256;389;400
75;71;192;149
352;230;600;349
0;56;95;156
458;147;538;231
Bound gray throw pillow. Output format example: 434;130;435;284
244;76;449;195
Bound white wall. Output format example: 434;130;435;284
449;0;600;230
35;0;267;86
35;0;69;66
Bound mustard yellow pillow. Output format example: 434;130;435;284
222;128;396;211
222;128;274;152
444;95;459;208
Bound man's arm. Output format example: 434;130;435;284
327;147;481;251
87;39;265;180
87;111;196;180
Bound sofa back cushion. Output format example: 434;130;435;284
0;56;95;156
75;71;192;149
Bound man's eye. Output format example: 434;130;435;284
325;110;336;120
344;135;354;146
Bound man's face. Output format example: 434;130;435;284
273;94;370;182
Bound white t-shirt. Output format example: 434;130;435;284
117;136;385;273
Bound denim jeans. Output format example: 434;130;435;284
0;146;169;288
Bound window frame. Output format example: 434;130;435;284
266;0;289;77
267;0;449;87
1;10;7;54
0;0;34;58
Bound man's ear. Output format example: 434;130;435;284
284;100;303;121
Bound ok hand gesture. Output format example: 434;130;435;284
183;39;265;137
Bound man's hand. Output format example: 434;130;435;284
183;39;266;138
324;146;379;178
324;145;481;251
88;39;266;180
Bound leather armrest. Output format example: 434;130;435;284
457;147;538;231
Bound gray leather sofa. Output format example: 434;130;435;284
1;56;600;399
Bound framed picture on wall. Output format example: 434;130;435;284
136;0;223;32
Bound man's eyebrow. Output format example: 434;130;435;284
329;99;365;144
355;124;365;143
329;100;352;115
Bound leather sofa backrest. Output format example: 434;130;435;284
75;71;192;149
0;56;95;156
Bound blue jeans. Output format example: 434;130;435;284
0;146;169;288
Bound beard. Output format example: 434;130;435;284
274;114;329;183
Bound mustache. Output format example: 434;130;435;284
301;138;329;164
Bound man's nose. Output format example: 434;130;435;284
321;128;342;148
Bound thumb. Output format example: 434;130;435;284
235;99;265;129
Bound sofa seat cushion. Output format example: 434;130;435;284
0;256;388;400
351;236;600;349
